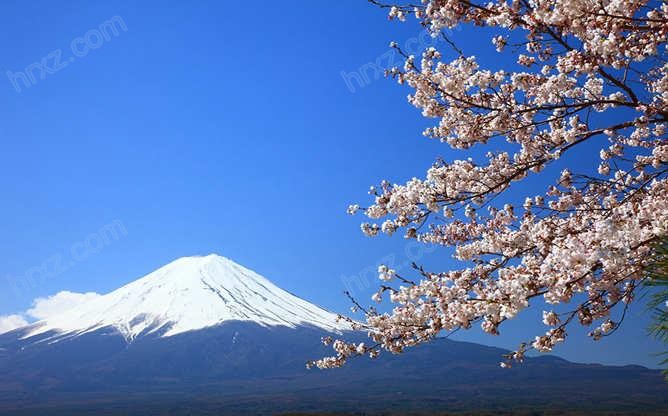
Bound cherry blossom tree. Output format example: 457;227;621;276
310;0;668;369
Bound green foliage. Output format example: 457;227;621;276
645;238;668;378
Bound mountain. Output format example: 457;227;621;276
21;254;347;342
0;255;666;415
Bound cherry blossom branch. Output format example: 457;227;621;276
311;0;668;370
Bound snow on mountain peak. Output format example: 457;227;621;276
24;254;348;341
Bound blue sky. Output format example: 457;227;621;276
0;0;663;368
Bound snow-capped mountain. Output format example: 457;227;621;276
24;254;347;342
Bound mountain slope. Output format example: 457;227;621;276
2;320;667;415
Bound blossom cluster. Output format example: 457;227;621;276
313;0;667;369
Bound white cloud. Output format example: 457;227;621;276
0;291;101;334
26;291;101;320
0;314;29;334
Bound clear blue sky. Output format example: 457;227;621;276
0;0;663;368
